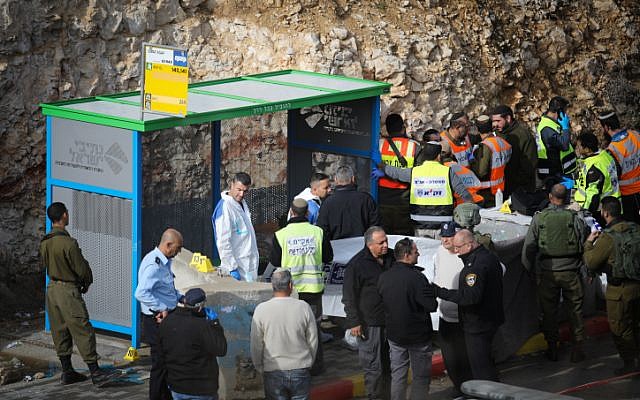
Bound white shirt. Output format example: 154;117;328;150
433;245;464;322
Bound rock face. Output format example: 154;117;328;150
0;1;639;302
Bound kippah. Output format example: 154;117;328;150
292;198;308;209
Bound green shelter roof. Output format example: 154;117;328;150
40;70;391;132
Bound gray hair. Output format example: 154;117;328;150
271;268;292;292
334;165;355;185
364;226;385;245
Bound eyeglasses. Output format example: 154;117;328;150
453;242;472;250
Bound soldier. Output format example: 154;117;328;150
40;202;118;386
522;184;589;362
583;196;640;374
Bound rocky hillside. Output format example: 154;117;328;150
0;0;638;304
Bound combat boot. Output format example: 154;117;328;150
59;355;87;385
545;341;558;361
570;341;585;363
88;363;120;387
60;370;88;385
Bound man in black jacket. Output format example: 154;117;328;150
433;229;504;382
158;288;227;399
378;238;437;400
317;165;382;240
342;226;394;400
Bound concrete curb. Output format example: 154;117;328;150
311;315;610;400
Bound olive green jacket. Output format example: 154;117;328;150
583;219;625;277
40;227;93;289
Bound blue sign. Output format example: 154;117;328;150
173;50;188;67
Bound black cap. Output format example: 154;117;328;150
440;222;459;238
184;288;206;306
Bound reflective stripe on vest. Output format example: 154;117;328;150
409;161;454;206
574;151;620;208
607;130;640;195
410;214;453;222
536;116;577;175
274;222;324;293
379;137;418;189
440;131;472;167
480;136;512;194
445;161;484;205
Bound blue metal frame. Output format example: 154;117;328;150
45;116;142;347
45;117;52;332
370;96;381;201
211;120;221;261
131;130;142;347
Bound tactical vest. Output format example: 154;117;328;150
537;208;582;258
274;222;325;293
607;129;640;195
536;116;577;176
440;131;473;167
379;137;418;189
480;135;512;195
605;221;640;281
575;151;620;209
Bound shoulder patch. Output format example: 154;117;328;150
465;273;477;287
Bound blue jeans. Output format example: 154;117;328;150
263;368;311;400
170;391;217;400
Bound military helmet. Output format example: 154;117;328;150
453;203;481;228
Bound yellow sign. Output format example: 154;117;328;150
189;252;215;273
142;44;189;117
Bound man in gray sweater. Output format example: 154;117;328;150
251;269;318;399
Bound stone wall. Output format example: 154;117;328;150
0;0;638;303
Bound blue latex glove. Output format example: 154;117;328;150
558;112;571;131
203;307;218;321
371;167;385;180
230;269;242;281
561;176;575;190
371;147;382;165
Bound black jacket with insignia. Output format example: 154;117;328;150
436;245;504;333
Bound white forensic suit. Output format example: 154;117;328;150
211;191;259;281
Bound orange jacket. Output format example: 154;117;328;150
440;131;472;167
608;129;640;195
479;136;512;195
379;137;419;189
445;161;484;205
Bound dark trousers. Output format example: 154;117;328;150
621;193;640;224
437;319;472;395
464;329;499;382
298;292;324;374
357;326;391;400
142;314;172;400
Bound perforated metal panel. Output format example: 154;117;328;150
52;186;133;327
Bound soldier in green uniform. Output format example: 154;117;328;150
522;184;589;363
583;196;640;374
40;202;116;385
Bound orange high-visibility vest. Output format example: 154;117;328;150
440;131;472;167
445;161;484;205
379;137;419;189
607;129;640;195
480;136;512;195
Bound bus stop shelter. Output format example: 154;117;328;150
40;69;391;345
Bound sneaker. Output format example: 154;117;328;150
60;370;88;385
90;368;121;387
